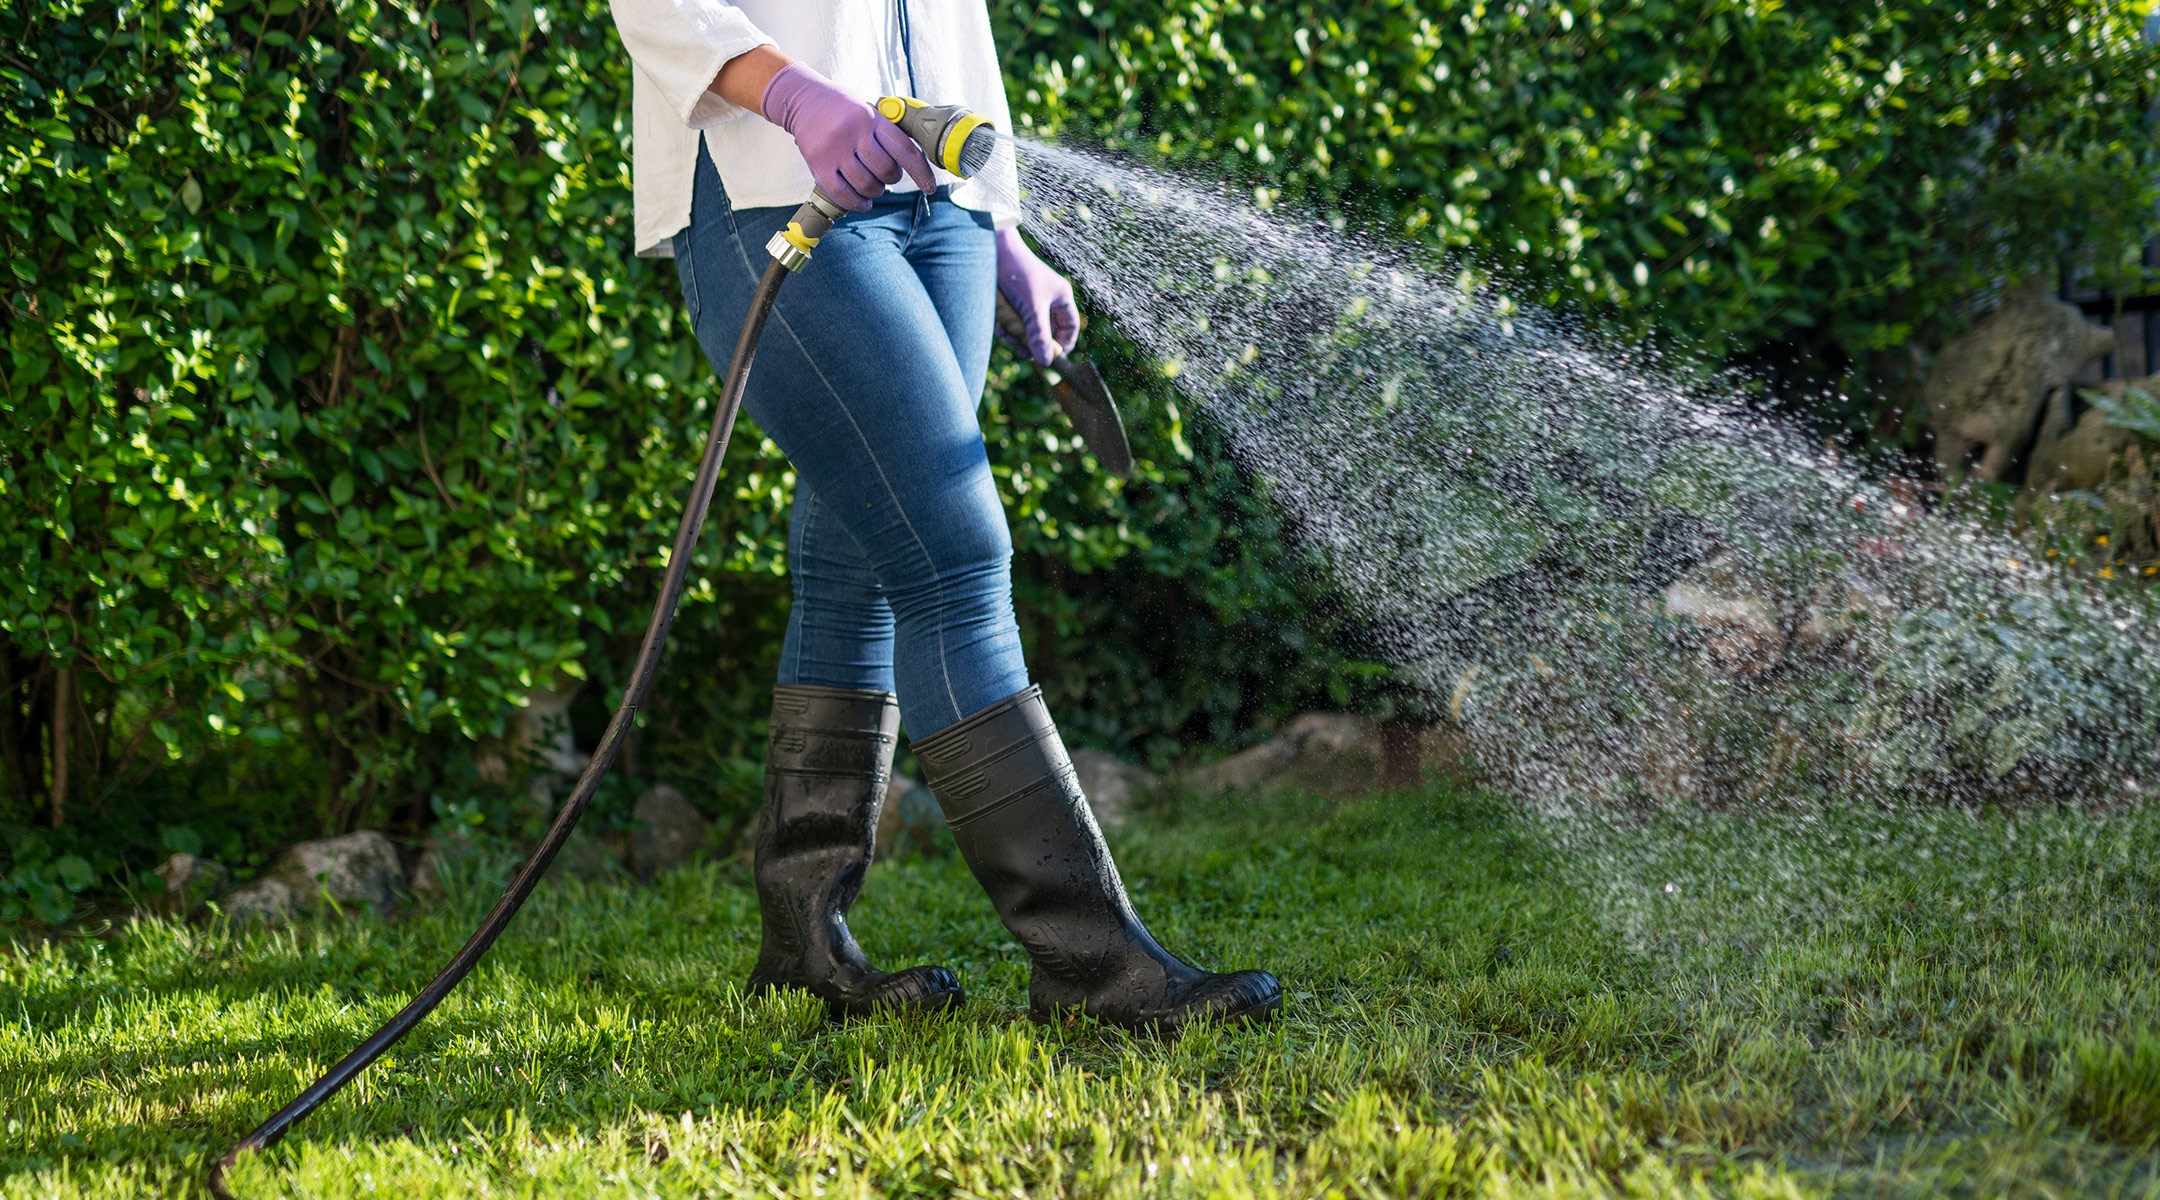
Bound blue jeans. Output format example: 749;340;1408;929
673;140;1030;738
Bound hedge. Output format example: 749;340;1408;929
3;0;2155;918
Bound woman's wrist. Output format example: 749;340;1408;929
708;44;793;113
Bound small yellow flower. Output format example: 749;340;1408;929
2099;568;2116;579
2047;549;2059;558
2097;535;2110;546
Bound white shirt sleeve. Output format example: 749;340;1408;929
609;0;776;127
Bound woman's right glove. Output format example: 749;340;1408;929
760;63;938;212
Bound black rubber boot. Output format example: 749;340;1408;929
913;686;1281;1033
747;683;962;1018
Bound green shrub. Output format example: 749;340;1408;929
996;0;2160;432
4;0;2154;914
1;0;1365;915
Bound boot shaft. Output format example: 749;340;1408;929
767;684;900;789
755;684;900;964
750;683;965;1015
912;686;1142;982
914;685;1283;1029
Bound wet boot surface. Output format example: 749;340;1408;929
914;685;1281;1033
749;683;962;1019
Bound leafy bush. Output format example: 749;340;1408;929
4;0;2155;913
1;0;1366;915
996;0;2160;435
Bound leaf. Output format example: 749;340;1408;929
55;856;95;892
180;175;203;215
329;471;355;506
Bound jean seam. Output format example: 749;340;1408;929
786;490;811;685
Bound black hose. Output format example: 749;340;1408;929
210;257;794;1198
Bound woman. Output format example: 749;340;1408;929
608;0;1281;1032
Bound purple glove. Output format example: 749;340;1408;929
760;63;936;212
995;228;1080;367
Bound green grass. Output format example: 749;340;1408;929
9;785;2160;1198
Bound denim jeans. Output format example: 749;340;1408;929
673;139;1030;738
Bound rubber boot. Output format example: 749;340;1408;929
747;683;962;1018
912;686;1281;1033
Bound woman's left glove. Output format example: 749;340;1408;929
994;228;1081;367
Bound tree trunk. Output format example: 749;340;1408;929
0;645;21;813
0;648;50;819
49;666;72;828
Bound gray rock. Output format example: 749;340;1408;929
1397;722;1484;789
2027;374;2153;496
1069;749;1160;831
408;827;488;902
630;784;708;881
218;877;297;923
875;773;947;859
1184;738;1299;796
1925;281;2115;480
149;853;229;918
221;831;407;922
1183;712;1386;798
1663;556;1786;677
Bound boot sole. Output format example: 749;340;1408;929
749;971;967;1022
1028;988;1284;1036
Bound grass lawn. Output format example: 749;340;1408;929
9;784;2160;1198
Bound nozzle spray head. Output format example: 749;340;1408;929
768;98;997;270
876;96;997;179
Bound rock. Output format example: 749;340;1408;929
1069;749;1160;831
219;877;297;922
544;826;625;882
149;853;229;918
1383;720;1483;789
1281;713;1386;794
221;831;407;922
408;827;489;902
2027;374;2152;495
875;773;947;860
1794;577;1899;653
1623;712;1705;804
1924;280;2115;480
631;784;708;880
1183;713;1386;798
1184;738;1299;796
1663;556;1786;677
477;674;587;786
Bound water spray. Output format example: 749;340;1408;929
210;95;1003;1198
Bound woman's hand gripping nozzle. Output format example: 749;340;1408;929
766;97;997;272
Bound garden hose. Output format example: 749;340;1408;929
209;96;995;1199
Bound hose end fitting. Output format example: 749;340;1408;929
767;190;850;271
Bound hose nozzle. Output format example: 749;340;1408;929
768;97;998;270
874;96;998;179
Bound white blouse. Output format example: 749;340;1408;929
609;0;1022;256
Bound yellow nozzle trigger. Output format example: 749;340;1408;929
782;222;819;252
876;96;924;122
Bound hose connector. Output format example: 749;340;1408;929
766;189;850;272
